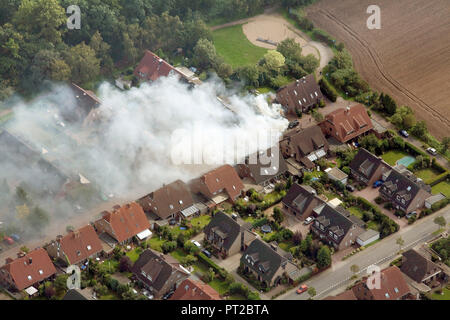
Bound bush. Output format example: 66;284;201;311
196;252;227;279
161;241;177;253
319;78;337;102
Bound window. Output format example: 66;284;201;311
77;250;81;256
169;204;174;210
38;270;43;275
385;293;390;298
27;275;32;281
179;200;183;205
87;245;92;251
394;287;399;293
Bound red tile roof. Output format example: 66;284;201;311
1;248;56;291
201;165;244;200
134;50;182;82
321;104;373;143
59;225;103;265
324;289;357;300
99;202;150;243
170;279;221;300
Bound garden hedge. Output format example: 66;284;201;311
196;252;228;279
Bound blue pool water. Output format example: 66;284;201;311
397;156;415;167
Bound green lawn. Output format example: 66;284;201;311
430;287;450;300
348;206;364;220
126;248;141;263
212;24;268;68
431;181;450;198
278;241;294;252
227;294;247;300
414;168;441;184
367;221;380;231
148;236;165;252
170;248;188;262
208;278;230;295
381;150;411;166
190;215;211;229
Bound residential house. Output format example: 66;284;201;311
131;249;190;299
379;165;432;214
425;193;446;209
281;183;325;220
401;249;443;285
240;239;300;288
137;180;197;222
280;125;329;170
319;104;374;144
324;289;357;300
60;83;101;123
311;205;365;250
191;165;244;207
45;225;103;266
356;229;380;247
349;148;392;186
134;50;201;85
324;167;348;185
352;266;411;300
276;74;323;115
63;288;93;300
0;248;56;292
94;202;151;245
203;211;257;258
236;146;288;187
169;279;221;300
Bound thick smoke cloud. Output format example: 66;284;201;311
0;76;287;235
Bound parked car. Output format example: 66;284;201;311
162;291;174;300
399;130;409;138
10;234;21;242
202;249;212;258
373;180;383;188
296;284;308;294
191;240;201;248
304;217;314;225
288;120;299;129
142;289;154;300
426;147;437;155
169;219;177;226
3;236;14;245
405;211;417;219
346;184;355;192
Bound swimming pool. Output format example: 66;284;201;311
396;156;415;167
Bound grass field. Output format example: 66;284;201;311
430;287;450;300
212;24;268;68
414;168;441;184
381;150;411;166
348;206;364;220
190;215;211;229
431;181;450;197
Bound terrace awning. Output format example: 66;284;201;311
180;205;200;218
136;229;152;240
25;286;38;296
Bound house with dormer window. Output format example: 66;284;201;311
281;183;325;220
379;165;431;213
311;205;364;250
349;148;392;186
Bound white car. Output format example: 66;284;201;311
142;290;154;300
426;147;437;155
191;240;202;248
304;217;315;225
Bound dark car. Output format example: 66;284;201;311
162;291;174;300
372;180;383;188
288;120;299;129
405;212;417;219
202;249;212;258
10;234;21;242
346;184;355;192
399;130;409;138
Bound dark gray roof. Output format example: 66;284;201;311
282;183;324;214
203;211;241;250
242;147;288;184
349;148;389;180
276;74;323;111
241;239;287;283
401;249;442;283
62;289;90;300
315;205;356;244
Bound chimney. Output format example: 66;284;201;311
28;257;32;265
5;258;13;264
113;204;121;211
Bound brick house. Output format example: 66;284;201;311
45;225;103;266
349;148;392;186
280;125;329;170
0;248;56;292
311;205;365;251
131;249;190;299
94;202;151;245
281;183;325;221
169;278;221;300
379;165;431;214
276;74;323;115
319;104;374;143
203;211;256;258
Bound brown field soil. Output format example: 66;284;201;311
306;0;450;140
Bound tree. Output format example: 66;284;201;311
90;31;112;67
119;256;132;272
161;241;177;253
20;246;29;254
380;93;397;116
410;121;428;138
63;42;100;84
262;50;285;72
27;206;50;232
292;231;303;245
122;32;139;64
54;274;68;292
307;286;316;298
312;110;324;122
441;137;450;154
273;207;284;224
316;245;331;269
396;236;405;252
277;38;302;63
433;216;446;231
192;38;218;70
44;285;56;299
350;264;360;275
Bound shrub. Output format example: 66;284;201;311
161;241;177;253
319;78;337;102
196;252;227;279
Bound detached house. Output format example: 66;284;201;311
379;165;431;214
236;146;288;187
0;248;56;292
349;148;392;186
352;266;411;300
280;125;329;170
131;249;190;299
282;183;325;221
137;180;197;222
61;83;101;123
276;74;323;115
170;279;221;300
319;104;373;143
203;211;257;258
191;165;244;207
311;205;364;251
45;225;103;266
401;249;443;285
241;239;300;288
94;202;151;245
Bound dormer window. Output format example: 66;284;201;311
77;250;81;256
179;200;183;205
216;178;220;182
385;293;390;298
394;287;399;293
39;270;43;275
27;275;32;281
169;204;174;210
87;245;92;251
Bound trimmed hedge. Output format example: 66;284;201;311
196;251;228;279
319;78;338;102
252;217;269;228
429;172;450;187
356;197;399;238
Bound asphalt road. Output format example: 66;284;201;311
277;206;450;300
